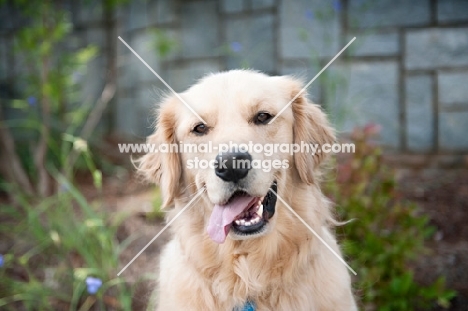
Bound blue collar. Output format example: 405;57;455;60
234;300;256;311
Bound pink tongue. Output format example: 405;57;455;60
207;196;256;244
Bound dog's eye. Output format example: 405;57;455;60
192;123;208;135
254;112;273;125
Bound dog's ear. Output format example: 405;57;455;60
284;77;336;184
137;97;181;208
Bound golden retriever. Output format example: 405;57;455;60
138;70;357;310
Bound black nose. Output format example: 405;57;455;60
215;152;252;183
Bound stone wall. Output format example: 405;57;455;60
1;0;468;154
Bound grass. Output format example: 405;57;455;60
0;176;142;310
145;188;165;221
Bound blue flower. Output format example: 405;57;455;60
230;41;242;53
305;9;314;21
0;254;4;267
85;276;102;295
333;0;342;12
27;96;37;106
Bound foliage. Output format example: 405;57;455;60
0;1;112;198
146;187;166;221
0;1;145;310
151;29;178;60
325;125;456;310
0;173;142;310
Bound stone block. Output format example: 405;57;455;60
180;1;219;58
87;27;106;49
437;0;468;23
0;3;28;32
279;0;341;59
278;61;322;103
146;28;182;62
251;0;275;10
154;28;181;62
116;47;133;91
221;0;244;13
405;75;434;151
120;0;177;28
126;0;151;30
165;60;221;92
137;106;156;137
405;28;468;70
348;0;430;28
225;14;275;73
122;0;177;30
0;37;7;80
439;112;468;150
82;55;106;103
350;32;399;57
115;97;139;138
134;86;158;137
153;0;178;24
438;71;468;108
328;61;400;148
130;30;163;83
75;0;103;25
64;31;87;52
135;82;166;110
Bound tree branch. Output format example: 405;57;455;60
34;10;52;197
0;105;35;195
63;82;116;177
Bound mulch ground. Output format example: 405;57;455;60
397;168;468;310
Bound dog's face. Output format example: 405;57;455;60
139;70;335;244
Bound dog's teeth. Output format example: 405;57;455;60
240;219;246;225
244;221;251;226
235;220;241;225
257;204;263;217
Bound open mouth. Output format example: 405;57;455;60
206;182;277;243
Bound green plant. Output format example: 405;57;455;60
0;1;115;199
0;2;168;309
0;172;142;310
325;125;456;310
151;28;178;59
145;188;166;221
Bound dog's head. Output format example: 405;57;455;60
138;70;335;244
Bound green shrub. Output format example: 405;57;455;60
0;1;113;199
145;188;166;221
0;175;140;310
325;125;456;310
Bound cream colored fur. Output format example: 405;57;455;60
138;70;357;311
